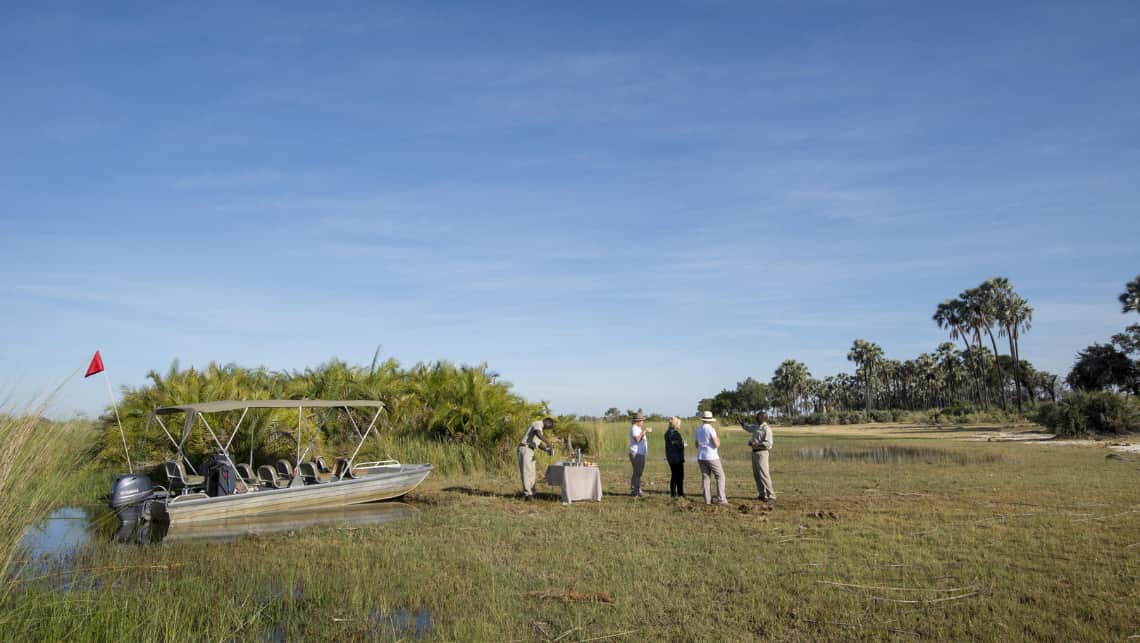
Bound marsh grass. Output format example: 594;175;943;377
0;405;96;608
4;423;1139;640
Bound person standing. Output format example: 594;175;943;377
695;411;727;505
518;417;554;500
628;414;651;496
664;416;686;497
742;413;775;502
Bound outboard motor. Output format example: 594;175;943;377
203;451;237;497
109;473;154;518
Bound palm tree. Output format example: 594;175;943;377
933;299;972;352
962;283;1008;410
935;297;988;405
1121;275;1140;314
847;339;885;412
997;292;1033;412
772;359;811;415
935;342;965;406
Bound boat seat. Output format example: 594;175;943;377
314;456;332;474
257;465;290;489
298;461;325;485
235;463;258;486
275;459;293;479
164;460;205;495
333;457;355;480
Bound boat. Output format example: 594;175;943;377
108;400;432;525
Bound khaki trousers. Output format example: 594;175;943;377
518;446;536;496
629;453;646;495
698;458;726;504
751;450;774;499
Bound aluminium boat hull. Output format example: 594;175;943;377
151;464;432;525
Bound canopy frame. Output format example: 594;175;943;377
147;400;389;489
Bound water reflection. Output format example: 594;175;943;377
19;502;419;558
372;608;433;639
795;446;1003;465
19;507;94;559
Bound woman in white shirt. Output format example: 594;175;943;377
629;414;650;496
695;411;727;505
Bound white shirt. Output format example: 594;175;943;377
629;424;647;456
695;423;719;461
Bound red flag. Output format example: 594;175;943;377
85;351;105;378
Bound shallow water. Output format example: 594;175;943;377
795;446;1004;465
19;506;94;559
372;608;433;639
18;502;419;559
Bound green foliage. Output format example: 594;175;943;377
97;357;546;471
771;359;811;415
1066;344;1138;394
1035;391;1140;436
703;378;770;418
547;415;592;455
1120;274;1140;314
868;409;893;423
1112;324;1140;356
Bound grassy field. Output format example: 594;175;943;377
3;420;1139;640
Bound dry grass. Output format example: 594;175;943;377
4;421;1139;640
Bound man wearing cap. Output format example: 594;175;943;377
518;418;555;500
742;412;775;502
628;413;651;496
695;411;728;505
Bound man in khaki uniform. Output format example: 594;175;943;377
742;413;775;502
518;417;554;500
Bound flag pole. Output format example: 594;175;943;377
102;371;132;473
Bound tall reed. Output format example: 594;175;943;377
0;403;93;585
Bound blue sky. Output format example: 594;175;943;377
2;1;1137;418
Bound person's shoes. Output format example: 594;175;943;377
717;500;730;506
523;495;533;502
636;491;645;497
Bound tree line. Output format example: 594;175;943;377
699;277;1060;419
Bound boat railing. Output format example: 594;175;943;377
352;459;401;472
168;492;209;505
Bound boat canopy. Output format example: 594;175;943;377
154;400;385;415
147;400;389;479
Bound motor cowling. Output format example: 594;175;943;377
109;473;154;510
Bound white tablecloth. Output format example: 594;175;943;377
544;464;602;504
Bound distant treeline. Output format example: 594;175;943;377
700;278;1053;419
95;354;549;468
698;275;1140;435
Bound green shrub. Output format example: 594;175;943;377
96;358;547;471
549;416;592;455
869;410;892;423
1035;391;1140;436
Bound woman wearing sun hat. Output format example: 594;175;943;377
695;411;727;505
628;413;651;496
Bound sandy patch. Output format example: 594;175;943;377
962;431;1055;442
962;432;1140;451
